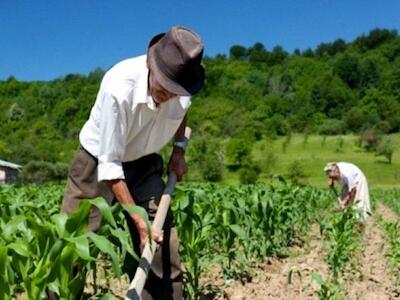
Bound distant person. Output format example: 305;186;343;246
58;26;205;300
324;162;371;221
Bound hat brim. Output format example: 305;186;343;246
147;33;205;96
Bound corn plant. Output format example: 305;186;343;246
173;187;214;299
321;207;361;278
311;272;343;300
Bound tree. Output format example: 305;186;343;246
200;140;224;182
375;137;395;163
359;58;380;93
355;28;397;52
225;138;251;168
229;45;248;60
310;74;353;118
316;39;347;57
270;45;288;65
248;42;270;65
333;53;361;89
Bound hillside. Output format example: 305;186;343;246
0;28;399;185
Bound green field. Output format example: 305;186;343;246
247;134;400;188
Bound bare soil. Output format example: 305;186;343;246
199;226;330;300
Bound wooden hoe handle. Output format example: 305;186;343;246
125;127;192;300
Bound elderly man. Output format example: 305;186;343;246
60;26;205;300
324;162;371;221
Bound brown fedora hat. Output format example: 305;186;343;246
147;26;205;96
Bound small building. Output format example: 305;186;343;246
0;160;23;185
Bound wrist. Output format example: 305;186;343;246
172;146;185;156
131;213;144;224
173;137;188;151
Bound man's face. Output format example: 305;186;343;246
329;165;340;180
149;73;177;104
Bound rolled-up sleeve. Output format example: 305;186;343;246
97;92;128;181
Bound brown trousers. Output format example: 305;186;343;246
61;146;182;299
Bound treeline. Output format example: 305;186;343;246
192;28;400;140
0;28;399;181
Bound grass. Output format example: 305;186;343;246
248;133;400;189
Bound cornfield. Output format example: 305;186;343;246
0;183;398;299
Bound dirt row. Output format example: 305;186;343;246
201;225;329;300
343;203;398;300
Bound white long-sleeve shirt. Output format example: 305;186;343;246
337;162;371;220
79;55;191;181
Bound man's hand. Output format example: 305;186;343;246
108;179;163;246
328;178;335;188
168;147;188;181
132;214;163;247
338;198;346;209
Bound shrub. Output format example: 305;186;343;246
360;129;382;151
19;161;68;183
319;119;347;135
282;132;292;153
335;136;345;153
262;148;278;176
239;162;260;184
225;138;251;168
200;143;224;182
287;160;308;185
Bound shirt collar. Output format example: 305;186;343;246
134;59;158;110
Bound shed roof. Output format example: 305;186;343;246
0;159;23;170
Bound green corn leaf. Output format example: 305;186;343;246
2;216;26;242
229;224;246;238
65;235;94;261
86;232;122;276
0;246;8;280
59;245;76;293
110;227;138;260
121;204;149;222
7;242;29;257
89;197;116;228
65;200;91;235
311;272;324;285
100;293;114;300
51;213;68;238
177;193;190;210
0;246;12;300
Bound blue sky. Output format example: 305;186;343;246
1;0;400;81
